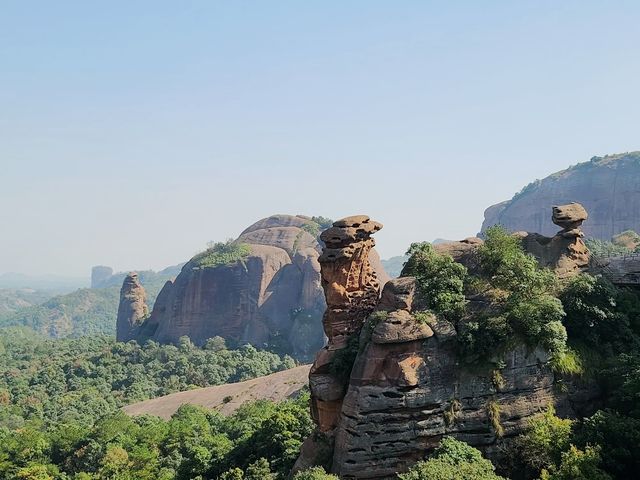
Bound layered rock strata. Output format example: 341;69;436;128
298;211;594;479
309;216;385;432
331;278;559;479
116;272;149;342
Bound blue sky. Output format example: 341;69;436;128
1;1;639;276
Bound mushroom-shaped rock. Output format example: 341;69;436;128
552;202;588;234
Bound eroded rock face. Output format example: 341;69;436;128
309;216;385;432
298;213;595;479
444;205;590;279
116;273;149;342
481;152;640;240
133;215;388;361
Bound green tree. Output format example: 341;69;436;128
401;242;467;321
398;437;505;480
540;445;611;480
293;466;339;480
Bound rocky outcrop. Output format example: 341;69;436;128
91;265;113;288
330;278;562;479
308;216;385;432
116;272;149;342
134;215;389;360
481;152;640;240
517;202;590;278
443;204;590;279
297;213;594;479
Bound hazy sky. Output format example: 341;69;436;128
2;1;640;277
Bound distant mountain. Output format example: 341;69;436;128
0;288;53;317
381;255;408;278
481;152;640;239
0;272;87;291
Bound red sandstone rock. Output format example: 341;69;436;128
134;214;388;360
116;272;149;342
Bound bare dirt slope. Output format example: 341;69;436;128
123;364;311;419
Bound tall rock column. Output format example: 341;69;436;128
309;215;384;432
520;202;590;278
116;272;149;342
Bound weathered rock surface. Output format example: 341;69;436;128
309;216;386;432
297;214;595;479
517;202;590;278
133;215;388;360
116;272;149;342
443;204;590;279
481;152;640;240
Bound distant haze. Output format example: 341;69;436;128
2;2;639;276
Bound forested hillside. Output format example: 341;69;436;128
0;327;308;479
0;271;171;338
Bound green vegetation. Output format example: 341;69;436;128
0;393;312;480
397;437;505;480
0;287;121;338
402;227;567;364
399;226;640;479
0;328;294;428
193;240;252;269
402;242;467;321
560;273;640;355
585;238;632;257
0;270;173;339
586;229;640;256
328;333;360;387
293;467;339;479
300;217;333;239
487;400;504;438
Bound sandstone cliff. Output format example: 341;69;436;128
133;215;389;360
481;152;640;239
296;211;594;479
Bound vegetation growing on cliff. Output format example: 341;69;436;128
193;240;252;269
401;242;467;321
402;228;567;365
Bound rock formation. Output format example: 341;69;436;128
516;202;590;278
116;272;149;342
296;212;594;479
308;216;385;432
442;204;590;279
481;152;640;240
91;265;113;288
132;215;389;360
